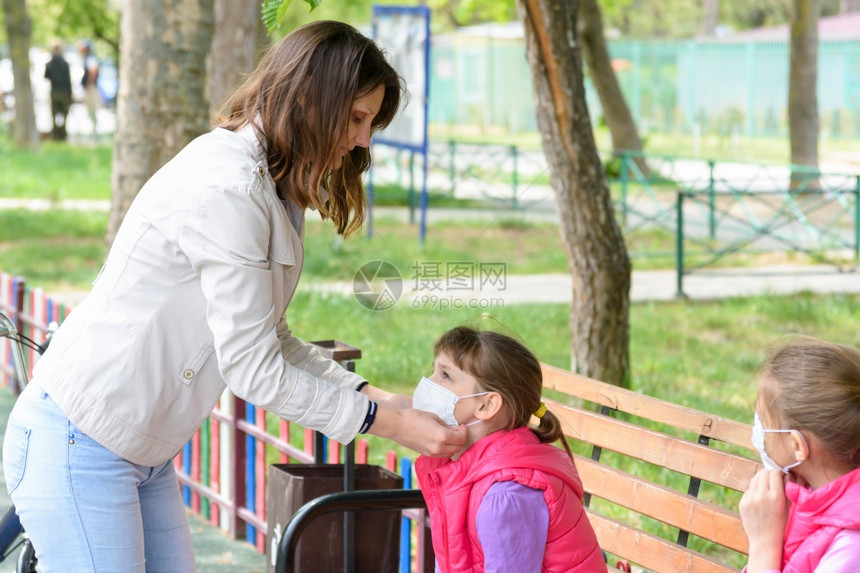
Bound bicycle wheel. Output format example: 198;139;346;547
15;539;36;573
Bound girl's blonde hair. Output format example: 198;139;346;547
758;336;860;469
217;20;404;237
433;326;573;459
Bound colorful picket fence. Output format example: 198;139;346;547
0;273;71;390
0;271;430;571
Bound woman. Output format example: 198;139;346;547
3;21;465;572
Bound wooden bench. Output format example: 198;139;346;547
541;363;761;573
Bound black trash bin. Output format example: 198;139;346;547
266;464;403;573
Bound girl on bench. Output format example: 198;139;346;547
413;325;605;572
740;337;860;572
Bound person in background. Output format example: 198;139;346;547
78;39;99;138
414;326;605;572
4;21;466;572
740;336;860;572
44;39;72;141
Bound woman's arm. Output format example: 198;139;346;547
365;405;467;457
360;383;412;409
276;319;365;389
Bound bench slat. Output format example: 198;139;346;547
587;510;741;573
574;454;749;553
549;398;760;492
543;364;754;450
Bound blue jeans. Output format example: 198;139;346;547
3;382;196;572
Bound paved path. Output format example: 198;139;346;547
308;262;860;307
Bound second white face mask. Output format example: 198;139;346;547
751;413;804;474
412;376;488;426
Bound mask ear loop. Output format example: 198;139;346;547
455;391;493;426
784;428;809;470
757;414;809;474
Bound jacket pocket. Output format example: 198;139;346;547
3;420;31;494
177;342;215;386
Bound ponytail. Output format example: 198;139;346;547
532;407;574;460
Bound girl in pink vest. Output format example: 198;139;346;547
414;326;605;572
740;337;860;573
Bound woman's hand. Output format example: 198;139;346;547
360;384;412;409
739;469;788;572
366;406;467;457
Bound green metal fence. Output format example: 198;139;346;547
371;143;860;294
429;32;860;139
612;150;859;295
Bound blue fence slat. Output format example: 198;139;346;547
399;458;413;573
245;402;256;542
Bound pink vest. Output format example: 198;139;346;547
416;427;605;572
782;466;860;572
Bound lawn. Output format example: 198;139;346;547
0;140;113;201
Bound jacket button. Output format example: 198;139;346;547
183;369;194;379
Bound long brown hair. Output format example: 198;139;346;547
217;20;404;237
758;336;860;469
433;326;574;459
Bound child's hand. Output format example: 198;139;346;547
739;469;788;571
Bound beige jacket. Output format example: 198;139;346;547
35;125;369;466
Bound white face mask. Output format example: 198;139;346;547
751;413;805;474
413;376;489;426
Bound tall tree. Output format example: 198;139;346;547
425;0;518;29
28;0;121;58
209;0;266;119
788;0;819;183
263;0;632;386
2;0;39;149
516;0;631;387
108;0;214;245
699;0;720;36
578;0;648;177
841;0;860;13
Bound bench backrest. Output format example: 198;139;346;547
541;364;761;573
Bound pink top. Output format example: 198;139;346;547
750;528;860;571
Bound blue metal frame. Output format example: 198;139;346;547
370;4;432;242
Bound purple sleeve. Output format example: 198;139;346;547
815;529;860;572
475;481;549;573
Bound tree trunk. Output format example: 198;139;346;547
108;0;214;245
578;0;648;177
699;0;720;37
841;0;860;13
2;0;39;149
209;0;265;119
788;0;819;186
516;0;632;387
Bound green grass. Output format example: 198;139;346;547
304;214;568;280
275;289;860;570
0;209;568;292
0;140;113;201
278;290;860;429
0;209;108;291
